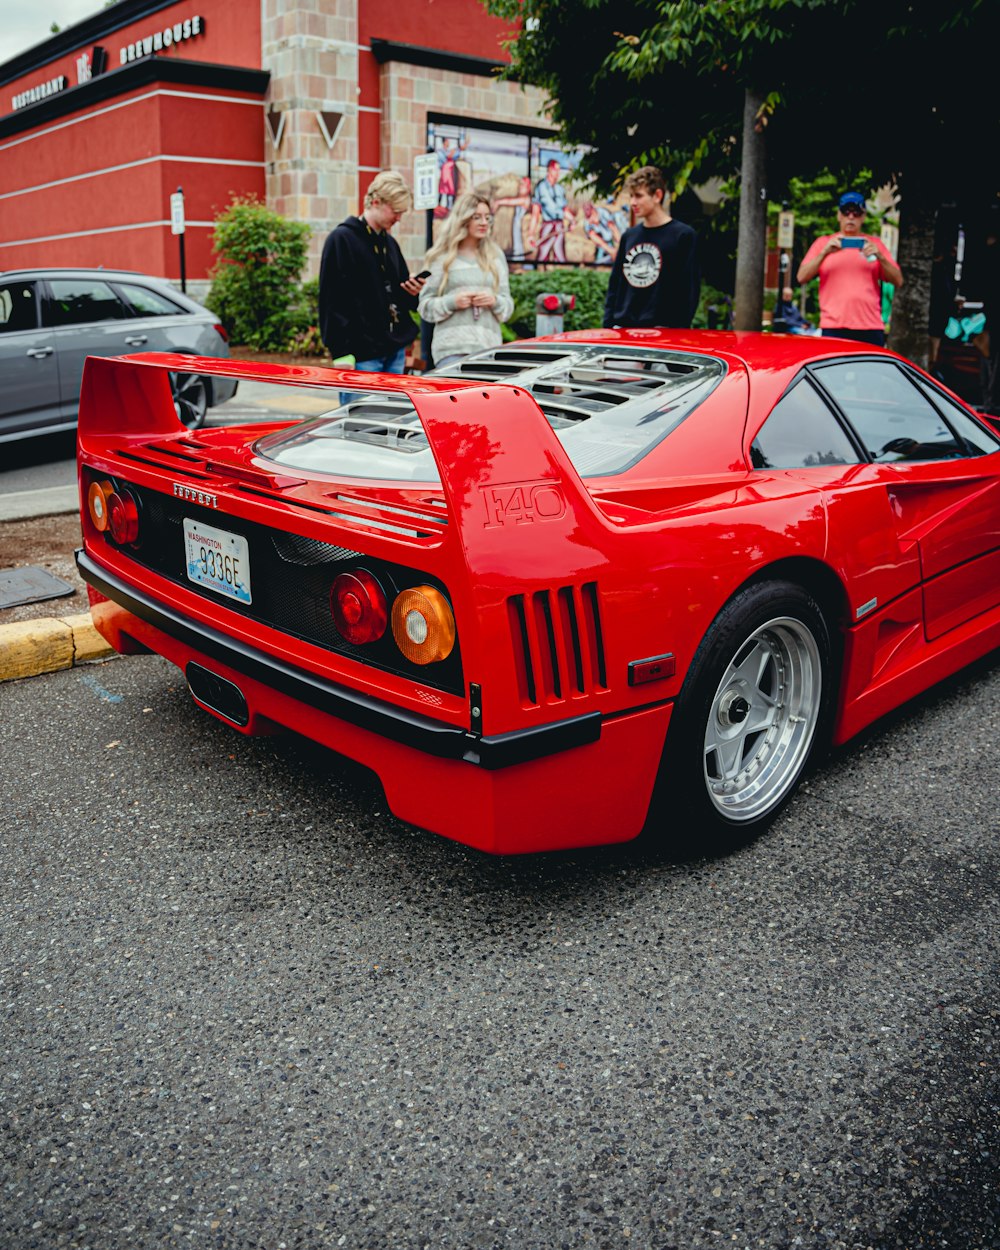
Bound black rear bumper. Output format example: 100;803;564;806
76;548;601;770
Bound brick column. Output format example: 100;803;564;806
262;0;360;277
380;61;550;268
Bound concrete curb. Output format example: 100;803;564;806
0;613;114;683
0;485;78;522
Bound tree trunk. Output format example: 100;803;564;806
733;88;767;331
887;192;936;368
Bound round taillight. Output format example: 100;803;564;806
107;490;139;545
87;479;115;532
391;585;455;665
330;569;388;645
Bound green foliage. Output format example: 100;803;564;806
507;269;612;337
691;284;733;330
768;169;882;247
483;0;997;203
281;277;326;355
206;196;311;350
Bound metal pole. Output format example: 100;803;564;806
176;186;187;293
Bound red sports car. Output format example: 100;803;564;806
75;331;1000;853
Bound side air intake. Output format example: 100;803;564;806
507;582;607;707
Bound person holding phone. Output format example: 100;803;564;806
418;193;513;369
796;191;903;345
319;170;428;386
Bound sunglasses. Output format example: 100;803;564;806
839;204;865;217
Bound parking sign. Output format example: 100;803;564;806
413;154;438;211
170;190;185;236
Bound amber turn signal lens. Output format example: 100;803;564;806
87;479;115;532
331;569;388;645
391;585;455;665
107;490;139;545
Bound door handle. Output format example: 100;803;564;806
26;346;54;358
124;335;148;346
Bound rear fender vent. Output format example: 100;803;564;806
508;582;607;707
319;492;449;539
116;446;213;479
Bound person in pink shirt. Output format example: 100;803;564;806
797;191;903;345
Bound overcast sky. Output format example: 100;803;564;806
0;0;107;68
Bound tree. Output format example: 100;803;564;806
485;0;998;361
206;197;310;350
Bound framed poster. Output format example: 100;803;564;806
426;118;626;267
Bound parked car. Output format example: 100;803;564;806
0;267;237;441
75;332;1000;854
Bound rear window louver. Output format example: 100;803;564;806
251;343;725;478
433;345;714;429
507;582;607;707
443;347;575;381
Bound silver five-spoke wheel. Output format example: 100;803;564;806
703;616;822;823
650;580;833;849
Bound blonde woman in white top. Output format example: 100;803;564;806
419;192;514;368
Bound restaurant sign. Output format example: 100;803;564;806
120;15;205;63
12;75;67;111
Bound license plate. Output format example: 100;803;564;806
183;518;252;605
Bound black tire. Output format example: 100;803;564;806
169;371;210;430
649;579;833;850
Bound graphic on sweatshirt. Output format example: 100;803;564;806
622;242;662;288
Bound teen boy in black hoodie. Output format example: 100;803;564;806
319;170;426;375
603;166;699;330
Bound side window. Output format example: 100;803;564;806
750;377;862;469
913;375;1000;456
0;281;39;334
46;279;127;327
815;360;967;462
115;282;184;317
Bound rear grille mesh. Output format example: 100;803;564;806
113;484;464;694
508;582;607;707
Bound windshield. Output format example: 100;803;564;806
254;343;726;481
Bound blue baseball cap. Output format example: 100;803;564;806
838;191;866;209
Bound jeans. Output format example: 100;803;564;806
340;347;407;405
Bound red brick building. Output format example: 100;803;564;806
0;0;550;289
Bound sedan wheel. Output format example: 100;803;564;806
169;371;209;430
651;580;833;848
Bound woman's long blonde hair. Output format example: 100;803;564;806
424;192;503;296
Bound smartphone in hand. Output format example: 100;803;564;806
840;238;865;250
414;270;432;280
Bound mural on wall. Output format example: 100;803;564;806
427;120;629;266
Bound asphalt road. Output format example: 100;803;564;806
1;649;998;1249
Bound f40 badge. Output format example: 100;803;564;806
481;479;567;528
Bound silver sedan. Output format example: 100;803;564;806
0;267;237;441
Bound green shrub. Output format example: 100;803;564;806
206;196;310;350
507;268;611;338
282;277;326;355
692;284;733;330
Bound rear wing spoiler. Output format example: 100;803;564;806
77;352;622;566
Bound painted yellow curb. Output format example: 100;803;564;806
0;612;114;683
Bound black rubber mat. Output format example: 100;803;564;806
0;567;75;609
